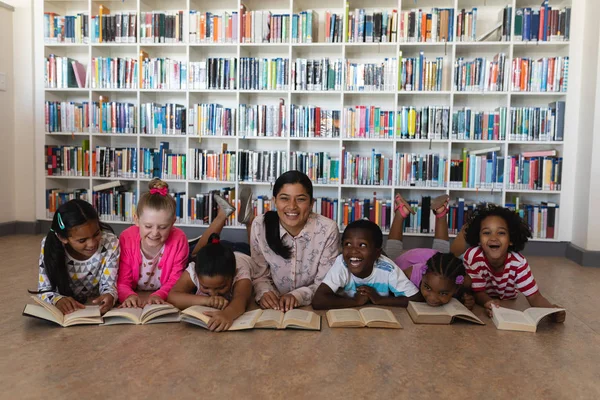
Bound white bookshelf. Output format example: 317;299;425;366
34;0;576;242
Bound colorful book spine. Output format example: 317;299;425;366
190;104;235;136
289;105;341;138
45;55;82;89
189;11;239;44
189;58;237;90
240;10;290;43
46;189;89;217
93;146;137;178
511;57;569;92
237;150;286;182
399;8;454;43
509;104;564;141
140;103;186;135
290;151;340;184
139;11;184;43
45;101;90;133
507;200;560;239
90;12;137;43
398;53;444;91
188;149;236;182
140;58;186;90
90;57;138;89
342;148;393;186
92;102;137;134
340;197;393;231
455;8;477;42
395;153;447;187
505;155;562;191
347;9;398;43
345;58;397;91
240;58;289;90
451;107;507;141
291;10;320;43
44;13;89;43
45;143;90;177
292;58;343;91
238;102;286;137
446;199;479;234
449;149;503;189
93;189;137;222
397;106;450;140
344;106;395;139
453;53;507;92
189;189;236;226
514;6;571;42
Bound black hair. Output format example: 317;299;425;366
195;234;236;279
464;204;532;252
341;219;383;249
264;170;314;259
31;199;113;298
424;252;466;287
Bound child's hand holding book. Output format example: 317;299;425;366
55;297;86;314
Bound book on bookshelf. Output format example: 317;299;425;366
289;105;340;138
345;106;395;139
452;107;507;141
93;187;137;222
453;53;507;92
395;153;447;188
189;58;237;90
93;146;137;178
511;57;569;92
45;101;90;133
91;57;138;89
139;11;184;44
189;104;235;136
188;148;236;182
238;101;285;137
340;196;392;231
291;10;319;44
44;12;88;44
91;7;137;43
290;151;339;185
237;150;286;183
514;2;571;42
397;106;450;140
509;103;564;142
505;153;562;191
346;58;397;91
46;144;90;177
507;199;560;239
342;148;393;186
189;11;239;44
188;188;236;226
140;57;186;90
399;8;454;43
140;103;186;135
348;7;398;43
240;57;289;90
292;58;343;91
239;7;290;44
449;147;503;189
45;55;84;89
398;52;445;92
46;189;89;217
92;101;137;134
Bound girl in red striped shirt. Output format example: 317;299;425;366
451;204;565;322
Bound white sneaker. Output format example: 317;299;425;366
238;186;253;224
213;194;235;218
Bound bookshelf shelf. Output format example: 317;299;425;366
35;0;574;242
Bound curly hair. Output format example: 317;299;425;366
464;204;532;252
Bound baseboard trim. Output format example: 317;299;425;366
566;243;600;267
0;221;41;236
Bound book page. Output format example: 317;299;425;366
410;301;450;316
326;309;363;325
282;309;319;330
23;304;62;326
140;304;178;323
255;309;284;328
494;307;532;325
283;309;314;324
104;307;143;323
31;295;64;324
360;308;397;325
181;305;217;323
228;309;262;331
443;298;485;325
524;307;565;325
63;306;102;325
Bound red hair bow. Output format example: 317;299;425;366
150;187;168;196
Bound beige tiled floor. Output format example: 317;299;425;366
2;234;600;399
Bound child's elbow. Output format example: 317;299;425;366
311;293;327;310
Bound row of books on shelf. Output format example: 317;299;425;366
43;2;572;45
45;101;565;143
44;54;569;94
44;187;560;240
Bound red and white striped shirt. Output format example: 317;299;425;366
463;247;539;299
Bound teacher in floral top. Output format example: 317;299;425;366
249;171;340;311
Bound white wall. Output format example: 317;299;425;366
585;34;600;251
0;5;16;224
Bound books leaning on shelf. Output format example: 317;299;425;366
290;151;339;185
398;52;445;92
189;11;239;44
492;306;565;332
342;148;393;186
507;200;559;239
103;304;180;325
289;105;341;138
452;107;507;141
340;197;392;231
505;151;562;191
345;106;395;139
181;306;321;331
23;296;102;327
346;59;397;91
189;58;237;90
189;189;236;226
91;6;137;43
399;8;454;43
240;57;289;90
407;298;485;325
511;57;568;92
141;103;186;135
454;53;507;92
238;101;285;137
44;12;88;44
395;153;447;188
239;7;290;44
509;101;565;142
397;106;450;140
46;189;89;217
91;57;138;89
46;143;90;177
449;147;504;190
139;11;184;44
292;58;343;91
326;307;402;329
45;101;90;133
347;7;398;43
460;6;512;42
188;148;236;182
237;150;286;183
45;55;87;89
514;2;571;42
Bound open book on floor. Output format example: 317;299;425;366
23;295;102;327
181;306;321;331
326;307;402;329
103;304;180;325
492;306;565;332
407;298;485;325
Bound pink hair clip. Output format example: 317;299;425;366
150;187;168;196
421;266;428;276
455;276;465;285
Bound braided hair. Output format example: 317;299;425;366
424;252;466;288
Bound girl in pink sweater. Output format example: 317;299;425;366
117;179;189;307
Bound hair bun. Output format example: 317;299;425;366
148;178;169;191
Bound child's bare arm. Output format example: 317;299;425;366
167;271;214;310
526;291;566;323
356;286;423;308
312;283;368;310
450;224;469;257
474;291;500;318
221;279;252;321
